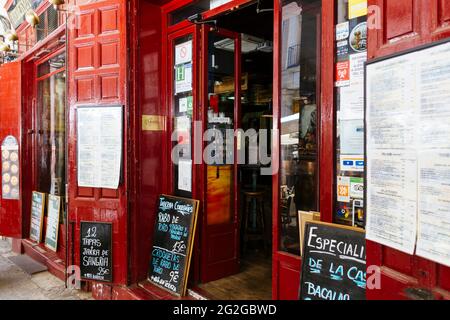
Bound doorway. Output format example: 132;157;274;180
197;2;274;300
33;49;67;261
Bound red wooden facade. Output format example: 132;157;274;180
0;0;448;300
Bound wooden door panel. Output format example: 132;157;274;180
431;0;450;40
385;0;415;39
68;0;128;285
368;0;425;59
367;0;450;300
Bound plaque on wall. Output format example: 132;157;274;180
2;136;20;200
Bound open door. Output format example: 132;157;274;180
0;61;23;238
200;26;242;283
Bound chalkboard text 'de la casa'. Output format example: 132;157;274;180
306;226;365;261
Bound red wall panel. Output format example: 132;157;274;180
128;0;166;284
0;62;23;238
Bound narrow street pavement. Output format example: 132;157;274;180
0;238;92;300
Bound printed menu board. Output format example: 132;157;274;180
80;222;112;282
77;106;122;190
45;195;61;252
299;222;366;300
30;192;45;243
366;40;450;266
148;195;199;296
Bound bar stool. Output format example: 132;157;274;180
241;190;268;255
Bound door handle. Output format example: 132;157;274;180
404;287;435;300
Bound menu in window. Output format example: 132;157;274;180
366;41;450;265
77;106;123;189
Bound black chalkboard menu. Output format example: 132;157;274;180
148;195;199;296
299;222;366;300
80;222;112;282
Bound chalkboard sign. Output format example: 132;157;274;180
148;195;199;296
80;222;112;282
45;195;61;252
30;192;45;243
299;222;366;300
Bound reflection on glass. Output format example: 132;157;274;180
206;33;236;225
279;0;321;255
37;68;66;197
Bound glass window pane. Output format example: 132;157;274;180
173;35;194;198
206;33;236;226
334;0;367;229
36;71;66;197
279;0;321;256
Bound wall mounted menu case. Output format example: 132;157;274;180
366;39;450;267
2;136;19;200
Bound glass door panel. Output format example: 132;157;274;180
279;0;321;256
205;32;236;226
201;26;241;283
36;53;66;197
172;33;195;198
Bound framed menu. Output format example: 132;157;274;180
30;191;45;243
77;105;123;190
45;195;61;252
366;39;450;266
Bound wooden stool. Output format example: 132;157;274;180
242;190;268;255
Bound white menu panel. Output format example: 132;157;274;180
366;41;450;263
77;106;123;190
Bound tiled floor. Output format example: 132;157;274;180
0;238;92;300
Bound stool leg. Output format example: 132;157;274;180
259;199;266;254
243;198;251;255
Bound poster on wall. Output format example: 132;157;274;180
348;0;367;20
366;39;450;263
2;136;20;200
77;106;123;189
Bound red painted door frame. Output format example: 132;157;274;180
272;0;334;300
166;24;202;284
